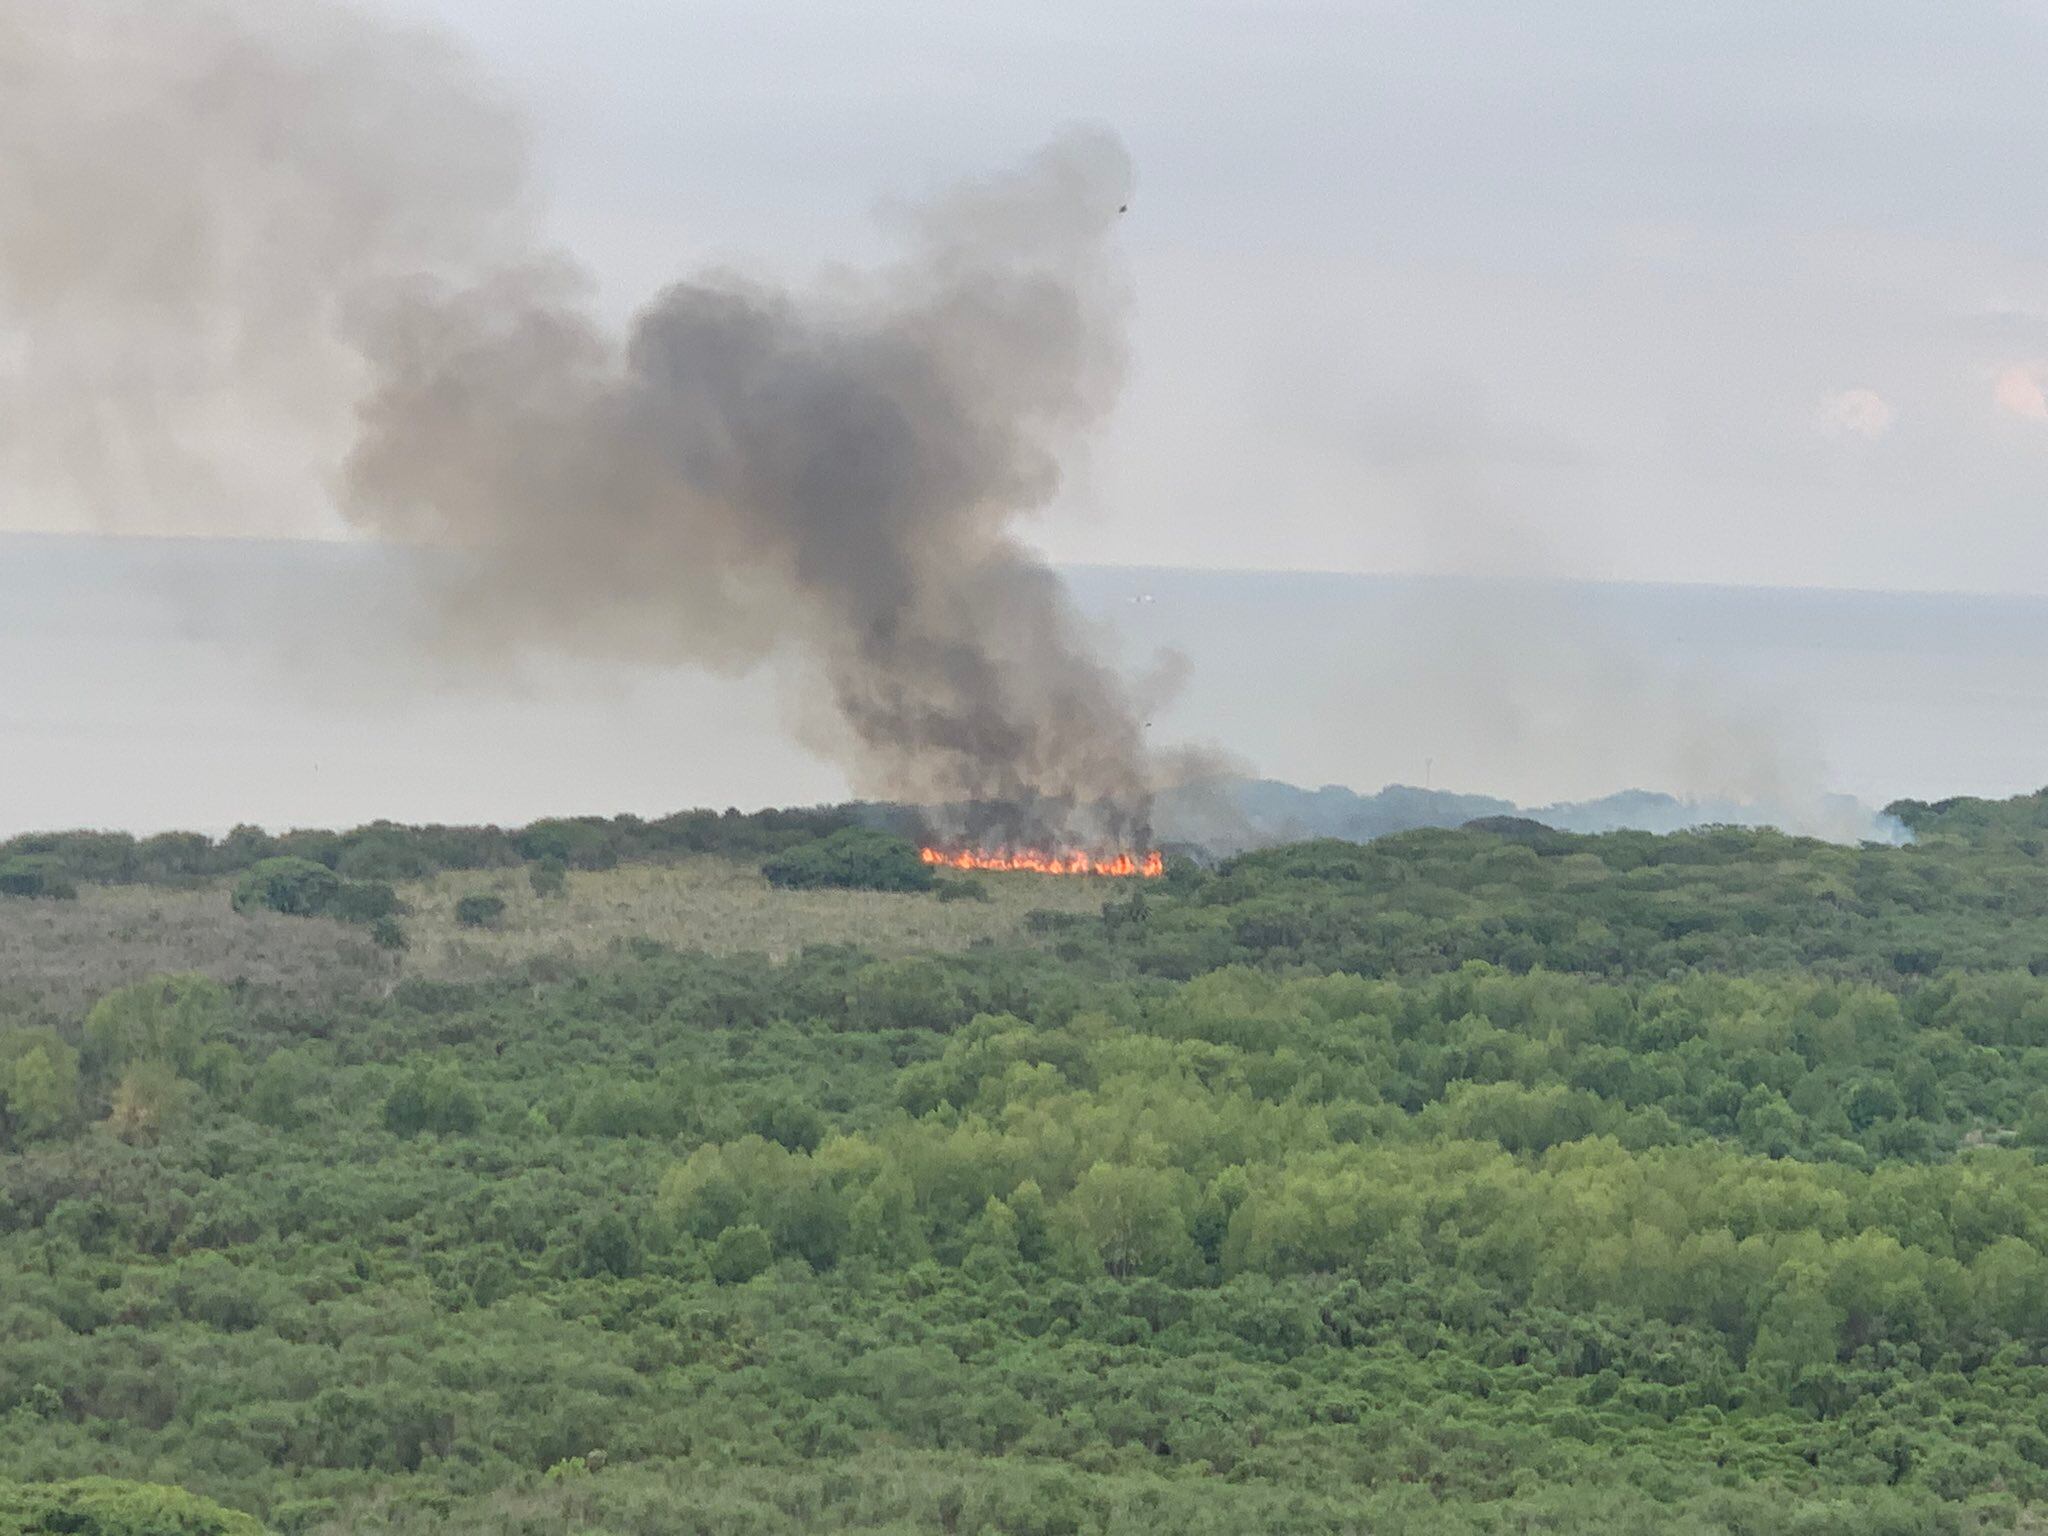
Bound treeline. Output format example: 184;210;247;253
0;804;854;890
1888;784;2048;847
1030;818;2048;983
10;777;2048;889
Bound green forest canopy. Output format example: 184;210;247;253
3;787;2048;1532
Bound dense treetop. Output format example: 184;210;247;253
0;804;856;888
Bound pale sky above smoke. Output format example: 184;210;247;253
6;0;2047;596
324;0;2045;599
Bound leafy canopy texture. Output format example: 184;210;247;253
760;829;935;892
0;1478;264;1535
5;790;2048;1530
0;855;76;900
229;857;397;927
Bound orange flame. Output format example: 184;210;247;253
921;846;1164;878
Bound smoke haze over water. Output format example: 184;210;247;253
0;3;1961;852
0;1;1161;843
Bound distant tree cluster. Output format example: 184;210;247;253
454;893;507;929
0;854;75;901
230;857;400;929
0;972;231;1151
761;828;935;893
1888;785;2048;850
1043;817;2048;983
0;1478;262;1536
0;804;857;896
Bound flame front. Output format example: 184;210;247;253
921;846;1164;878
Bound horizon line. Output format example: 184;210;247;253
6;527;2046;606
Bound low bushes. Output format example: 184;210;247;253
761;830;934;893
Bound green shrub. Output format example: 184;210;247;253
761;829;934;892
0;1031;81;1147
513;818;617;870
0;1477;264;1535
231;856;342;917
846;957;968;1032
455;892;508;929
936;877;992;903
746;1097;826;1153
567;1080;678;1138
384;1057;484;1136
528;857;568;898
230;856;395;927
333;834;438;882
578;1213;640;1278
326;879;400;923
84;974;229;1082
245;1049;317;1130
709;1223;774;1284
0;855;77;900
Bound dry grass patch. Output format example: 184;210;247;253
0;857;1113;1020
399;856;1108;981
0;885;396;1027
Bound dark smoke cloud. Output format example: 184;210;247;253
1;0;1162;845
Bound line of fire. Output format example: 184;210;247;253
919;846;1165;878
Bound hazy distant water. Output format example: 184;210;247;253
4;533;2046;836
1062;565;2048;816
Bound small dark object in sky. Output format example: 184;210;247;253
1119;204;1128;213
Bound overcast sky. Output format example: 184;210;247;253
9;0;2048;827
320;0;2048;596
8;0;2047;593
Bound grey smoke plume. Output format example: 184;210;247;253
0;1;1158;844
0;0;529;535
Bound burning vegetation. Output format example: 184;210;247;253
919;846;1163;877
899;792;1166;878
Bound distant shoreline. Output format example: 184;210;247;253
5;534;2046;832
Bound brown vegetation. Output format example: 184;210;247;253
0;859;1107;1022
0;884;394;1027
395;858;1107;981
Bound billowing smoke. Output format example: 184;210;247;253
0;1;1158;847
343;139;1152;847
0;0;531;537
